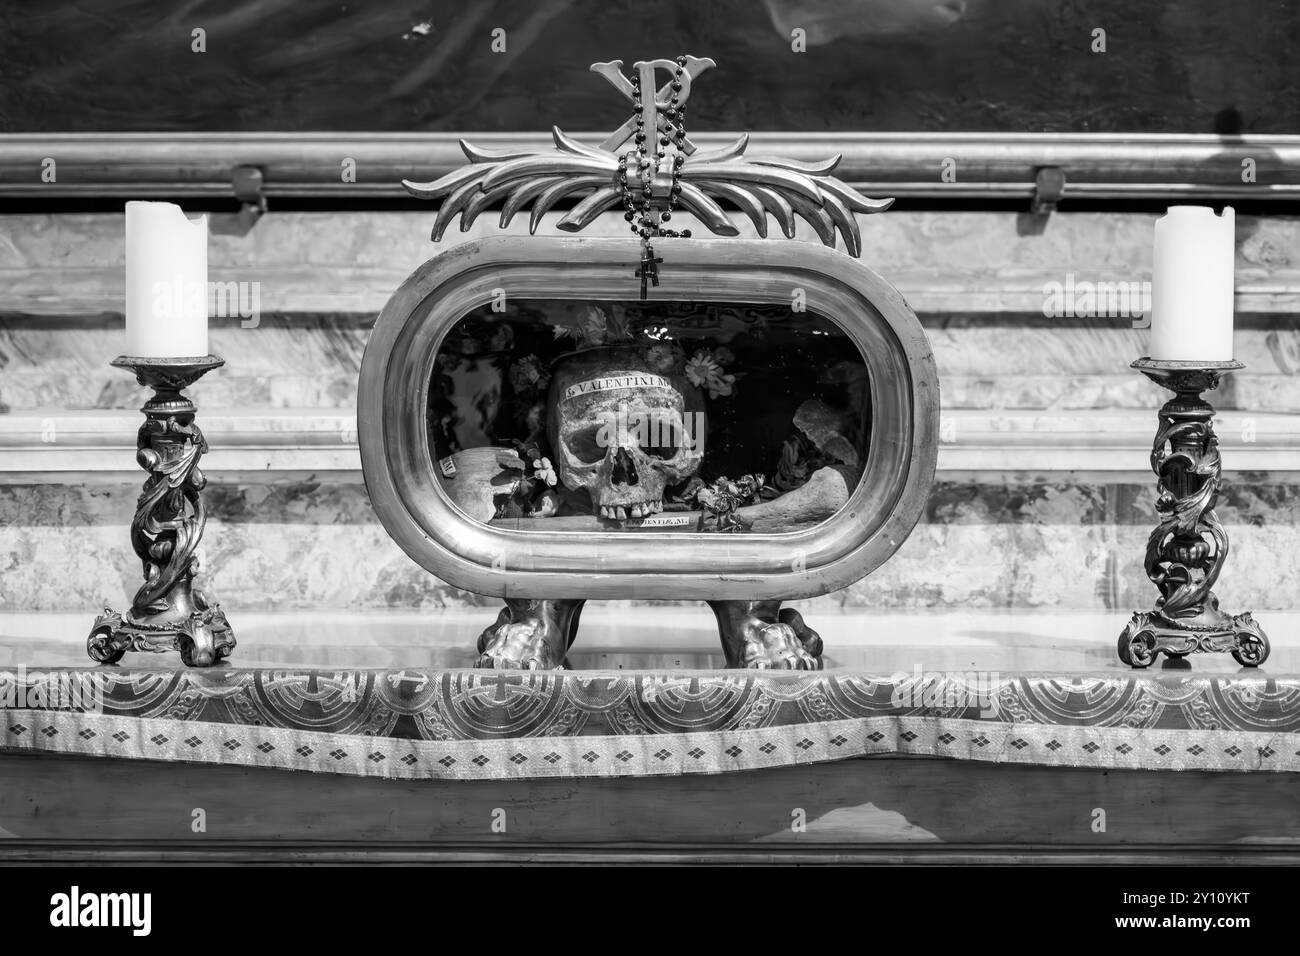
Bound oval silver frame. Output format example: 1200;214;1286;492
359;236;938;601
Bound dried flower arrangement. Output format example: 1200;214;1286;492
491;440;561;519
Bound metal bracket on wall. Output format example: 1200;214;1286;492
1030;166;1067;216
224;165;267;235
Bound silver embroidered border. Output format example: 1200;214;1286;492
3;709;1296;780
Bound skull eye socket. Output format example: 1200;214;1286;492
643;416;684;459
564;426;606;464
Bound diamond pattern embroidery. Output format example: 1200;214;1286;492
581;751;599;764
543;752;562;764
1082;741;1101;754
257;742;275;754
472;755;490;767
1154;744;1172;756
401;754;418;766
223;740;240;751
900;731;918;743
938;733;956;745
510;753;527;765
616;750;634;763
150;734;168;746
296;745;315;758
369;752;385;763
439;756;456;768
1224;745;1241;758
41;726;57;738
1010;738;1029;750
725;745;742;758
972;734;991;748
112;731;129;743
759;742;776;755
688;747;705;759
78;728;96;740
829;734;848;748
183;736;202;749
8;724;26;736
866;731;885;743
653;749;672;761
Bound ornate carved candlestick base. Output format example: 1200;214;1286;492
1118;358;1269;669
87;355;235;668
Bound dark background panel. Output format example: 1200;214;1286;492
1;0;1297;134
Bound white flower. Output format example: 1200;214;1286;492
685;349;722;389
685;349;737;399
532;457;557;486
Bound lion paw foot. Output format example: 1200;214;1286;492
742;620;822;670
711;601;824;670
475;603;569;670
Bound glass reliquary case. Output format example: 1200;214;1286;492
358;56;938;670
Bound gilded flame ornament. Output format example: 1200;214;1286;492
402;56;894;261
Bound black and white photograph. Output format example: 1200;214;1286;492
0;0;1295;931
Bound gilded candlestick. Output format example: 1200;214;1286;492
1118;358;1268;668
87;355;234;668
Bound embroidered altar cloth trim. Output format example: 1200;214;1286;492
2;668;1296;780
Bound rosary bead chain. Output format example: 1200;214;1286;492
620;57;693;243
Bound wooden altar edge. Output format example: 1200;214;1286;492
5;408;1300;479
3;752;1300;862
6;841;1300;865
3;132;1300;201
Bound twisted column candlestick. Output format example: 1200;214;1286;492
87;355;234;667
1118;358;1269;668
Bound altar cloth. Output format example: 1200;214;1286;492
3;666;1299;780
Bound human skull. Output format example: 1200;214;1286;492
548;346;705;521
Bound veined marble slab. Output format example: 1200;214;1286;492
3;210;1300;314
1;477;1296;612
3;407;1299;477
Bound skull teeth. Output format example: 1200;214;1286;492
598;499;663;521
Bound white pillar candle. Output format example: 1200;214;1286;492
124;201;209;357
1149;205;1235;362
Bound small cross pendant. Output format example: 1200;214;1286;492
635;244;663;300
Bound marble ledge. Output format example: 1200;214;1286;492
3;407;1300;480
6;270;1300;317
6;608;1300;674
5;478;1299;611
4;209;1300;315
